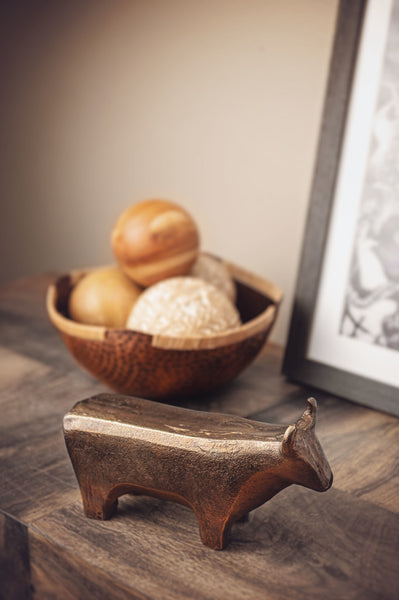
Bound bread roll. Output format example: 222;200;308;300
190;254;236;302
69;266;142;328
126;277;241;337
111;199;200;286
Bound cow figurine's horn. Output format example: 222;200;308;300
298;397;317;430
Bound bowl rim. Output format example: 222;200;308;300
46;257;283;350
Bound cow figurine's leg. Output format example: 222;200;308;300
77;478;118;520
194;501;244;550
195;511;231;550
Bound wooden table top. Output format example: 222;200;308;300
0;274;398;600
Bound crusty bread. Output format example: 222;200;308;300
111;199;200;286
69;266;142;328
190;254;236;302
126;276;241;337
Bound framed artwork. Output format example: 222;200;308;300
283;0;399;416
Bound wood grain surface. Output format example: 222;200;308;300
0;273;398;599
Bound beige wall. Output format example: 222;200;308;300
0;0;338;345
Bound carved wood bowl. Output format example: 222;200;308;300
46;259;282;399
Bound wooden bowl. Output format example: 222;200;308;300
46;258;282;399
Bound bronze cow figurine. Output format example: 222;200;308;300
64;394;333;549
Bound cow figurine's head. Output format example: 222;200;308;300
282;398;333;492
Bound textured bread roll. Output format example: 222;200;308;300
69;266;142;328
126;277;241;337
190;254;236;302
111;199;200;286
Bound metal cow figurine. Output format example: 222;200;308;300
64;393;333;549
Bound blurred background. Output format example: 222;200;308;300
0;0;338;344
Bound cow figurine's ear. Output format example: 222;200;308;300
282;424;297;456
297;397;317;430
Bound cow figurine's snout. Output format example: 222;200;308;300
64;394;333;550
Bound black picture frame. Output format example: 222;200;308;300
282;0;399;417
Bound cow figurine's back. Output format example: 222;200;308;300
63;394;333;549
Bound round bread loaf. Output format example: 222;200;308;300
190;254;236;302
69;266;142;328
126;277;241;337
111;199;200;286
